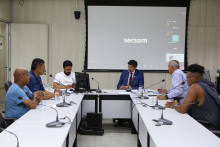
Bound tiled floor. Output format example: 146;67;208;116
0;88;137;146
77;119;137;147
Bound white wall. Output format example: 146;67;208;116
11;0;220;89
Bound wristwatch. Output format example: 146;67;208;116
164;94;168;99
174;104;178;110
43;92;45;96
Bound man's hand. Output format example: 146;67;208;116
66;84;72;89
34;91;44;99
119;84;126;90
33;92;41;103
157;88;167;94
165;100;178;109
54;89;62;96
72;84;76;89
128;85;132;89
157;95;167;100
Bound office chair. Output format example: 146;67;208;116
2;81;12;114
197;115;220;138
0;113;17;132
4;81;12;92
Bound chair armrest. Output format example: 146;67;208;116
4;117;18;121
211;131;220;136
196;119;211;125
4;117;18;127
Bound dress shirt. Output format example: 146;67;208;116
26;70;45;92
127;70;135;85
167;69;189;103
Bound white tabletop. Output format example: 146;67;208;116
130;93;220;147
0;93;84;147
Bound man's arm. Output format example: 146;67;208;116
117;72;124;89
167;74;184;98
22;96;38;109
165;84;199;113
53;82;66;89
42;90;55;100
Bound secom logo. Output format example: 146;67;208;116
124;39;147;43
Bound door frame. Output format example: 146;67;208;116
0;19;11;82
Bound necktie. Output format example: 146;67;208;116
129;73;133;86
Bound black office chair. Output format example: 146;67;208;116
2;81;12;114
197;116;220;138
0;113;17;132
4;81;12;92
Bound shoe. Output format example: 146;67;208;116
114;120;124;127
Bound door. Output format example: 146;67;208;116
0;21;8;89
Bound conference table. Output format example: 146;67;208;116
0;89;220;147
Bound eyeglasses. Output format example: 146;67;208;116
186;76;196;79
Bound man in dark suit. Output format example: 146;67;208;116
115;60;144;127
117;60;144;90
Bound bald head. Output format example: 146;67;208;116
14;68;28;83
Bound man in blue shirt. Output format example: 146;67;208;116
5;68;40;118
157;60;189;103
26;58;60;99
117;60;144;90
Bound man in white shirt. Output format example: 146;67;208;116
53;60;76;89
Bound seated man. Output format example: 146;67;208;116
53;60;76;89
5;68;41;118
115;60;144;127
157;60;189;103
165;64;220;126
26;58;61;99
117;60;144;90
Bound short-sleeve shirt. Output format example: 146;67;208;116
5;83;32;118
26;70;45;92
54;71;76;86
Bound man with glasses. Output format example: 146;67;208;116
157;60;189;103
165;64;220;126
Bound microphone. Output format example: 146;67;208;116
49;74;70;107
0;127;19;147
125;71;132;92
138;79;165;101
92;78;102;93
18;96;65;127
153;81;185;110
37;81;54;89
144;79;165;91
152;101;200;126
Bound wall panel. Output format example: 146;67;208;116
13;0;52;23
11;23;48;84
206;0;220;27
188;0;206;26
187;26;206;66
11;0;220;88
0;0;12;21
204;27;220;81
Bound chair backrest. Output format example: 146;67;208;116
218;115;220;129
0;113;6;130
4;81;12;92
